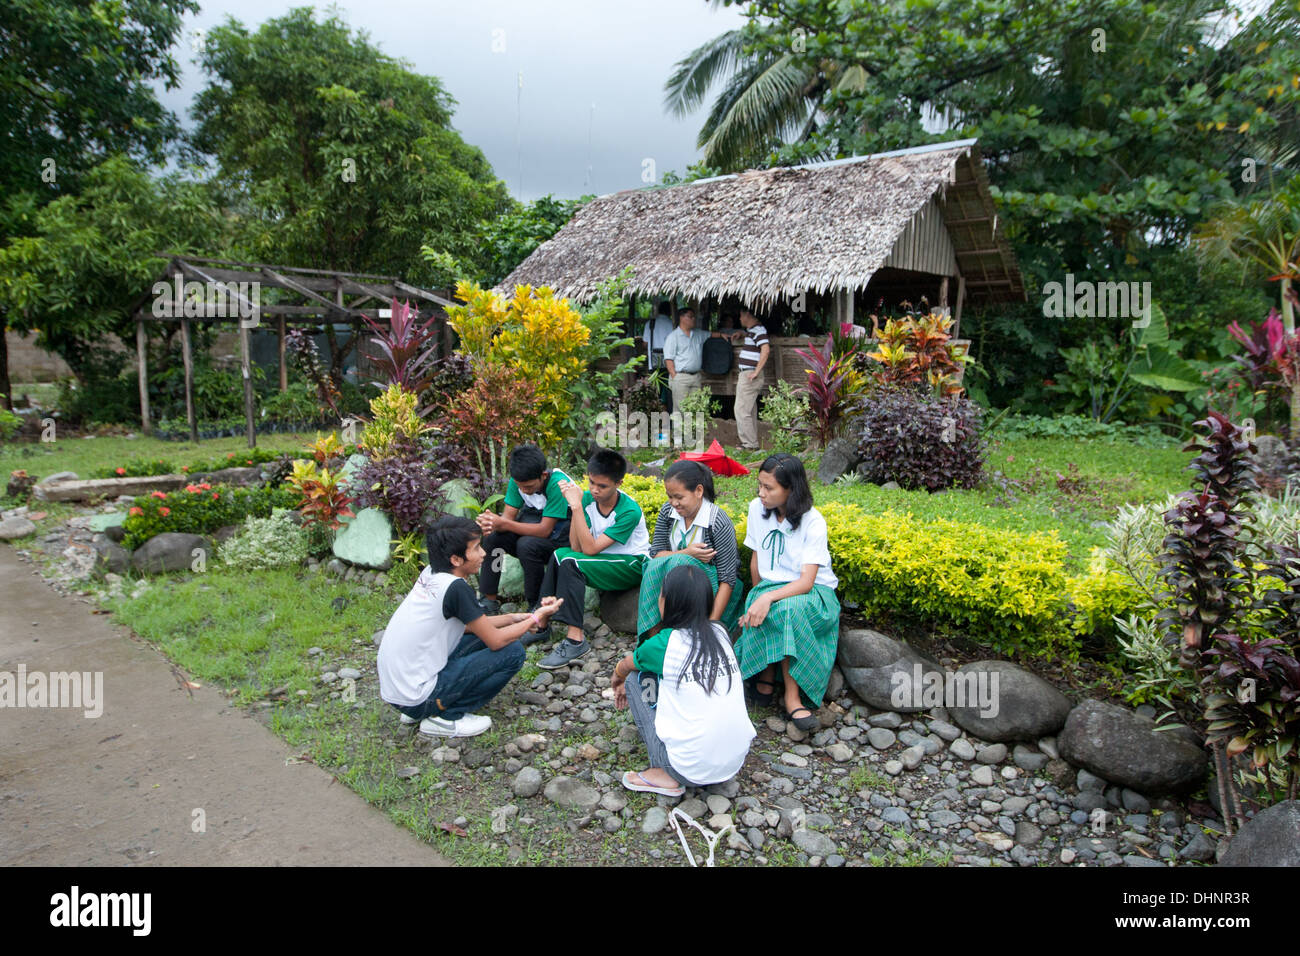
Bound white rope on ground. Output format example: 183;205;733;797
668;805;732;867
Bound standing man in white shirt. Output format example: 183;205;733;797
663;307;710;425
732;308;770;450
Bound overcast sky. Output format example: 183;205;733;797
157;0;749;201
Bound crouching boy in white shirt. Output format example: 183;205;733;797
377;515;563;738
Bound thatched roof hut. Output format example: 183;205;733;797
498;138;1024;317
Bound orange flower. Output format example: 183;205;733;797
115;467;126;475
128;506;143;516
212;492;220;500
185;484;197;493
151;491;167;499
159;506;171;516
181;465;189;472
199;483;211;490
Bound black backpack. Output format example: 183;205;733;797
702;336;733;375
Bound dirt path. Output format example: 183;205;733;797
0;545;448;867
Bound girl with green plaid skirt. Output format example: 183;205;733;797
736;453;840;732
636;460;744;643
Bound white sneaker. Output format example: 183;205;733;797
419;713;492;738
399;713;417;725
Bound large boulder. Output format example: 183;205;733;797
599;588;640;635
131;532;213;574
34;474;187;502
1220;800;1300;867
836;628;945;712
0;516;37;540
1057;700;1207;795
498;553;525;599
332;507;393;570
818;437;861;485
948;660;1073;743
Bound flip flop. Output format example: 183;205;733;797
622;770;684;798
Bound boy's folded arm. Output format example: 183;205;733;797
513;515;557;537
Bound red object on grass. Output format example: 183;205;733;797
676;439;750;476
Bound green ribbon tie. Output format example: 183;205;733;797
762;528;786;570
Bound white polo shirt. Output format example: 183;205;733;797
744;498;838;589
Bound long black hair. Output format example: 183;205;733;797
660;563;732;695
663;459;715;502
759;453;813;529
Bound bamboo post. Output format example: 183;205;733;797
953;275;966;338
278;315;288;391
136;317;151;435
181;316;197;443
240;321;256;448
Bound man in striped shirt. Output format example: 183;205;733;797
732;308;770;450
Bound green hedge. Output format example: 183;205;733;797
122;483;300;551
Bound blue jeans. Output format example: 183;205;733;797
393;633;525;721
625;670;696;786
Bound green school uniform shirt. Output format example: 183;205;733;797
502;468;573;518
580;489;650;556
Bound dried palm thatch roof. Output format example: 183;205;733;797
498;138;1024;307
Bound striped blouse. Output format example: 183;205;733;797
649;499;740;586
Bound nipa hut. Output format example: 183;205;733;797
499;138;1024;395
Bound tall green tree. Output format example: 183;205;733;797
191;7;511;285
0;157;228;383
0;0;197;406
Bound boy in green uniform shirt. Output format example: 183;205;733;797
534;448;650;670
476;444;573;617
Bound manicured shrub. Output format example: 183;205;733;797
854;386;986;491
359;384;427;459
121;482;300;550
218;512;309;570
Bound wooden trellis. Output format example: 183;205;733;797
130;255;453;446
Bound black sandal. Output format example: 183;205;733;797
750;678;776;706
785;705;820;732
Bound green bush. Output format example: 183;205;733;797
0;403;21;440
218;511;309;570
987;412;1178;448
759;380;810;455
122;482;299;551
92;447;283;479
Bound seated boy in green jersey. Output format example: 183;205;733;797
476;444;573;617
534;448;650;670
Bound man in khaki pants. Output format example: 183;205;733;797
663;307;708;442
732;308;770;450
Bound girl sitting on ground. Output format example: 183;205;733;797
635;459;743;643
734;453;840;733
611;563;755;797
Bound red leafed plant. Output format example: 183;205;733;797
287;460;356;531
794;335;849;447
443;363;538;483
362;298;442;395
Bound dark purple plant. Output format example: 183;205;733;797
854;387;985;491
353;446;446;536
286;327;340;416
361;298;441;395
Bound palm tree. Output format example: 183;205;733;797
1193;175;1300;435
663;28;867;171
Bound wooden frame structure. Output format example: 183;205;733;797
130;255;452;445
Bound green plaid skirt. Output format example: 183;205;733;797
635;554;744;640
735;581;841;706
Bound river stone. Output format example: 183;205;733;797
512;767;544;798
836;628;945;712
131;532;212;573
1057;700;1207;795
331;507;394;570
642;807;669;834
543;776;600;811
948;660;1072;743
599;587;640;635
0;516;37;540
792;828;837;857
1219;800;1300;867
